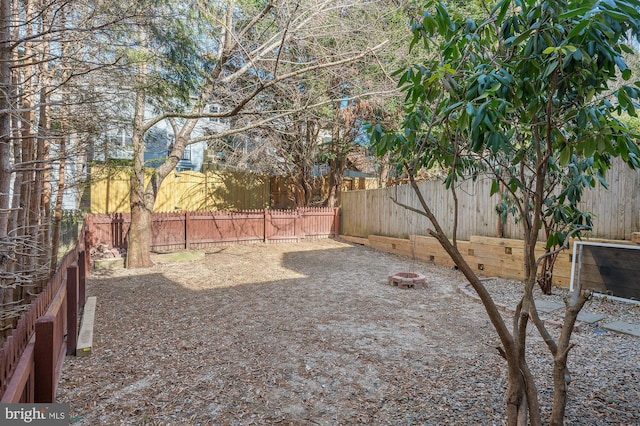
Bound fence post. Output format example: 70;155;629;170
264;209;271;242
294;209;301;242
112;213;125;248
333;207;340;237
66;263;79;356
78;250;89;309
111;214;117;247
78;250;86;310
185;211;191;249
82;224;91;280
34;316;55;403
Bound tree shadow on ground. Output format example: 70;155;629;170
58;242;638;425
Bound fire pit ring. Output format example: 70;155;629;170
388;272;426;289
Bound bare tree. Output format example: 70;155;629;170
0;0;146;339
116;0;390;267
222;0;408;207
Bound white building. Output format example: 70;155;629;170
91;102;229;173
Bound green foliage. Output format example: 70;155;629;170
114;0;221;109
618;112;640;133
442;0;487;20
148;3;221;106
93;158;134;167
370;0;640;248
367;1;640;417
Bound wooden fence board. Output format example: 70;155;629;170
363;234;634;288
87;208;339;251
0;338;34;403
76;297;97;357
0;226;88;403
342;157;640;241
188;211;265;247
90;167;271;213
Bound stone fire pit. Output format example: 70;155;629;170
388;272;426;289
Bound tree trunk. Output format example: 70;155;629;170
50;133;67;275
125;85;200;268
126;85;154;268
126;201;154;268
302;177;313;207
0;0;11;239
378;152;391;188
537;250;557;295
0;0;13;336
549;285;590;424
50;12;70;275
293;171;313;207
14;0;40;302
37;11;53;278
32;87;48;289
326;156;345;208
293;180;306;208
401;173;534;425
7;51;21;243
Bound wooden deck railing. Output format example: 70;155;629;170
0;225;89;403
87;207;341;251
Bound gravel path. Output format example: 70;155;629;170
57;239;640;425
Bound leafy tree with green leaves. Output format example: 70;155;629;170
370;0;640;423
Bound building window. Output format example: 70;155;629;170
182;146;192;161
209;104;222;123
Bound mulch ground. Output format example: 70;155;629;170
56;238;640;425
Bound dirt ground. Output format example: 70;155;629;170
56;238;639;425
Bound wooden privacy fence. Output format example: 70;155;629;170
87;207;341;251
0;225;89;403
341;158;640;241
89;167;271;213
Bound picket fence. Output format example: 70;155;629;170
87;207;341;251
